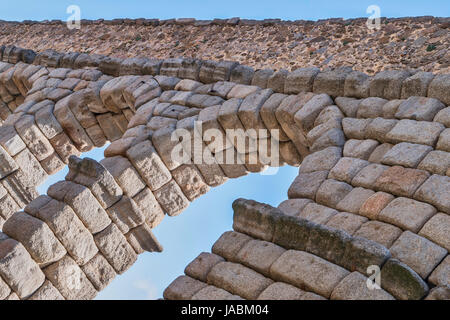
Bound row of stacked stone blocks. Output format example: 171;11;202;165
0;155;162;300
0;45;449;299
165;199;449;300
1;45;450;104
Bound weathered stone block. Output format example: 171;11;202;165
3;212;66;266
13;148;48;186
354;221;402;248
386;119;444;146
330;272;395;300
329;157;369;184
414;174;450;214
369;70;411;99
66;156;123;209
326;212;368;235
41;152;65;175
81;253;116;291
270;250;349;298
343;139;379;160
434;107;450;127
232;199;284;242
277;199;312;217
437;128;450;152
171;164;209;201
382;99;404;118
126;223;162;254
425;285;450;300
288;171;329;200
374;166;430;198
35;104;63;139
43;255;97;300
163;275;207;300
294;94;334;133
316;179;353;208
359;192;394;220
306;223;351;265
342;236;391;274
395;96;445;121
100;156;145;198
272;214;315;251
1;170;38;208
267;69;289;93
284;67;320;94
335;97;361;117
251;69;274;88
428;74;450;105
357;97;387;119
401;72;434;99
236;239;286;277
379;197;436;233
0;275;10;300
192;285;243;300
207;262;273;300
38;199;98;265
94;223;137;274
418;213;449;251
28;280;64;300
381;142;432;168
313;69;351;97
185;252;225;282
132;187;165;228
212;231;253;262
367;143;393;163
344;71;371;98
54;101;94;151
48;181;111;234
230;64;254;85
365;118;398;142
0;238;45;298
257;282;307;300
0;144;18;179
417;150;450;175
428;255;449;287
390;231;447;279
49;132;80;163
238;89;273;137
300;146;342;174
381;257;429;300
342;118;372;139
126;140;172;191
336;187;375;214
106;196;145;234
154;180;189;216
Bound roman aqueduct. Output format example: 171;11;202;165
0;17;449;300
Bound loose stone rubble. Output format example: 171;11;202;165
0;33;449;300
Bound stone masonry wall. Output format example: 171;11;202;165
0;42;449;299
0;16;449;75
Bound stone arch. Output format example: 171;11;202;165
0;45;449;300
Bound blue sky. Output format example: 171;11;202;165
1;0;449;21
8;0;449;300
